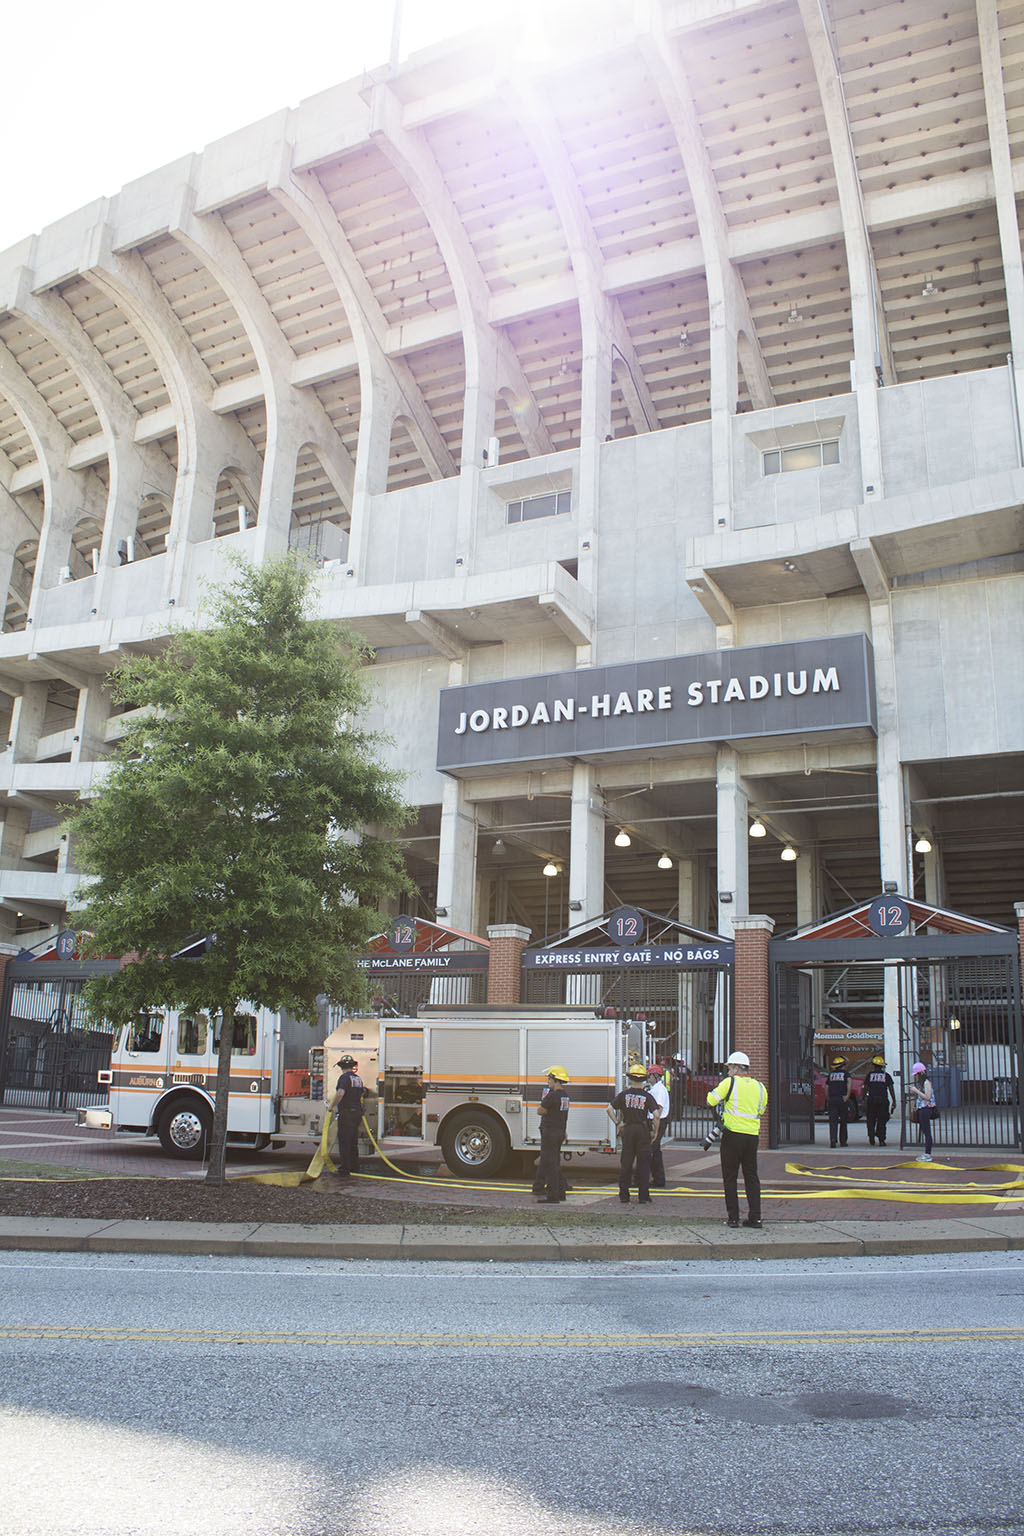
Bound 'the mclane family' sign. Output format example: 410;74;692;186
437;634;875;772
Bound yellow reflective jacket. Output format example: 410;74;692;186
707;1073;767;1134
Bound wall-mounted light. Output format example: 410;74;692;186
657;853;673;870
492;837;506;857
921;275;937;297
949;1017;961;1031
782;560;798;573
435;907;448;919
914;835;932;854
543;861;559;878
780;845;798;862
614;829;631;848
568;899;583;911
787;304;802;324
749;818;767;839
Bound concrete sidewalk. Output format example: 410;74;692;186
1;1211;1023;1261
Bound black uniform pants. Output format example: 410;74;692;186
864;1098;891;1144
534;1129;566;1199
719;1127;761;1223
827;1099;848;1146
619;1122;652;1202
336;1108;362;1175
649;1120;667;1187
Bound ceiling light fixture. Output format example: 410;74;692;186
914;835;933;854
787;305;802;324
749;818;767;838
543;861;559;878
492;837;506;856
614;829;631;848
658;853;673;870
921;275;937;297
780;845;798;862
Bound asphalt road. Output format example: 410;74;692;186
1;1250;1022;1536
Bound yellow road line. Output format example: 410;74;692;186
3;1326;1024;1347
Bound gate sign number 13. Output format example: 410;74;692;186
609;906;643;946
866;896;909;937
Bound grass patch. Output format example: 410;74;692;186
0;1161;99;1181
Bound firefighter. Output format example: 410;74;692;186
826;1055;852;1148
533;1065;571;1204
646;1064;671;1189
607;1063;660;1205
862;1054;897;1146
328;1053;367;1181
706;1049;767;1228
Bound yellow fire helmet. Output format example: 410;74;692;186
627;1063;649;1079
872;1055;885;1066
832;1056;847;1067
546;1065;570;1083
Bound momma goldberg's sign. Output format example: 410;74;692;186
437;633;875;772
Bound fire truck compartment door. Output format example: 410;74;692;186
525;1027;614;1144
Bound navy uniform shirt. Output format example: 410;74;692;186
335;1069;366;1111
611;1085;659;1124
539;1084;570;1135
863;1068;895;1101
826;1069;850;1101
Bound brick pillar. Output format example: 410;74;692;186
486;923;531;1004
732;914;774;1145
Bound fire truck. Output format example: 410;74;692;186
77;1003;647;1176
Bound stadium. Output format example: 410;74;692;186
0;0;1020;980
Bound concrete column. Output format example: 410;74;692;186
731;914;775;1145
487;923;531;1005
676;857;698;927
716;746;749;933
569;764;605;922
435;776;478;934
978;0;1024;454
71;680;111;767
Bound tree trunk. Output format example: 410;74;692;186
205;1000;237;1185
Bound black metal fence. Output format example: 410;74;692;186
0;959;120;1111
521;961;733;1143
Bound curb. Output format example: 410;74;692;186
1;1215;1022;1262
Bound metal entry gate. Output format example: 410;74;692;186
0;959;120;1111
522;913;734;1142
772;926;1022;1149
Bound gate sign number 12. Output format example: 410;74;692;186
866;896;909;937
609;906;643;946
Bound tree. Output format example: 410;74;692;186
69;555;410;1183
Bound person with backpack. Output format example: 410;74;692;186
707;1050;768;1229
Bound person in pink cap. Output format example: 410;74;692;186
909;1062;937;1161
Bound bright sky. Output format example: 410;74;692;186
0;0;487;255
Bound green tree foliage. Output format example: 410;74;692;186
69;556;410;1181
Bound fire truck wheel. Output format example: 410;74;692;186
157;1099;212;1159
441;1109;510;1178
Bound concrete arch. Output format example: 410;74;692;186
289;444;349;565
3;536;38;633
212;468;259;540
132;493;173;560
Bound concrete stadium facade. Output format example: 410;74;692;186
0;0;1021;960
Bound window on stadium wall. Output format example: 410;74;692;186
521;907;734;1143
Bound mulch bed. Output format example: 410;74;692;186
0;1174;491;1227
